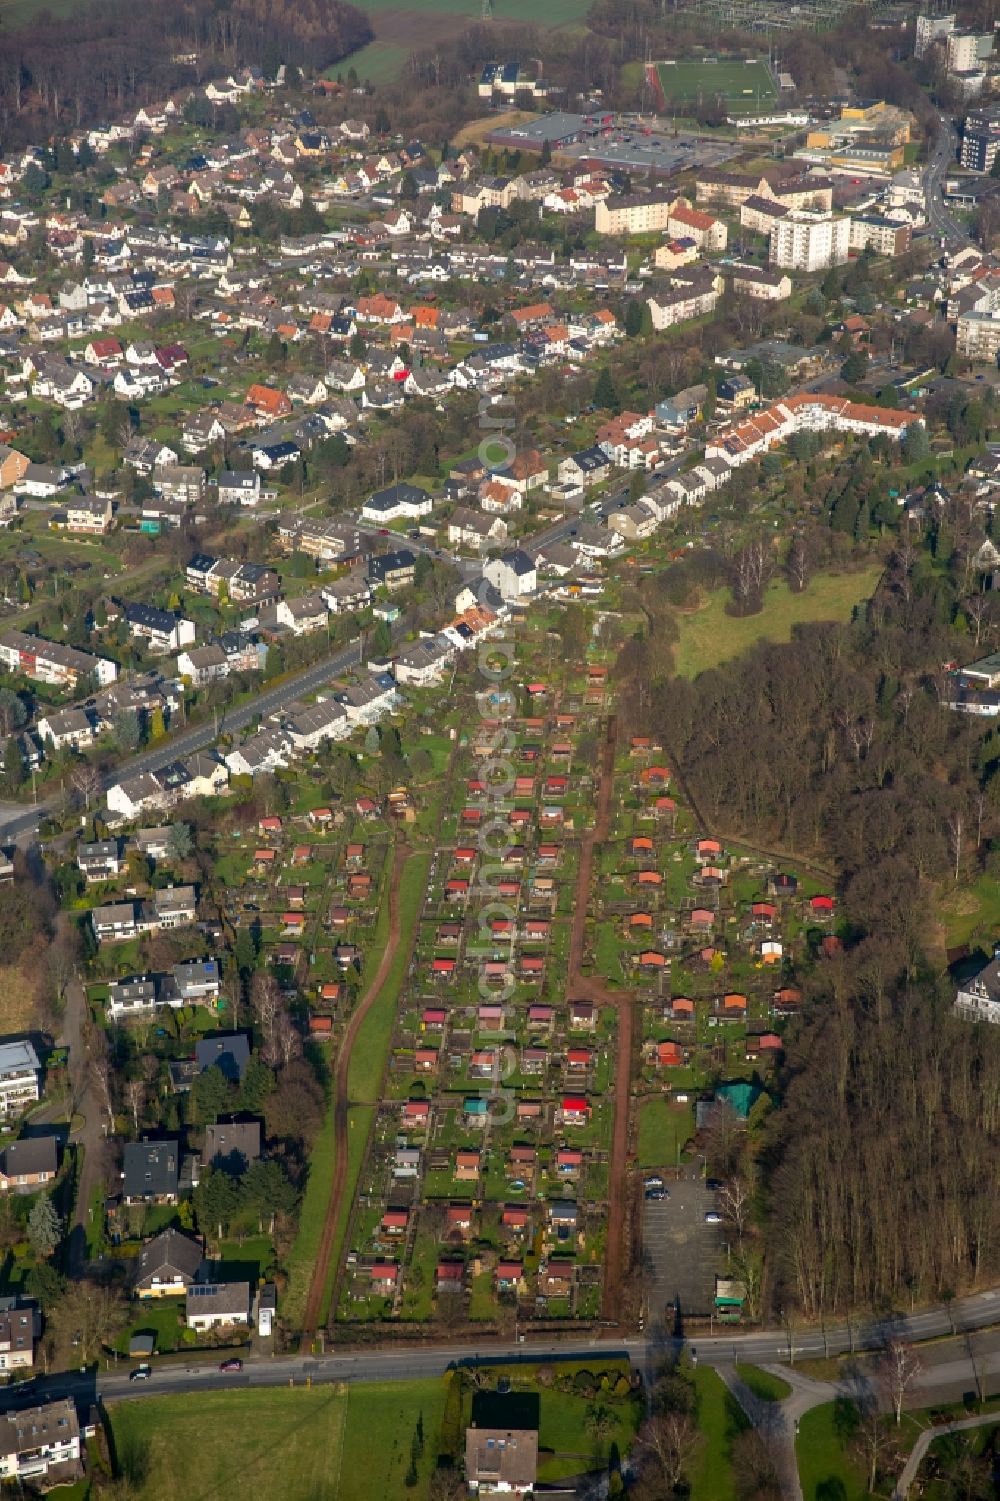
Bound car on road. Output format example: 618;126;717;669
704;1211;722;1224
129;1365;152;1382
378;528;390;536
219;1358;243;1373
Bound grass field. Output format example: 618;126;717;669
110;1388;349;1500
637;1096;695;1170
674;566;883;678
796;1402;870;1501
690;1366;749;1500
338;0;592;85
656;57;777;115
735;1364;792;1403
338;1379;448;1500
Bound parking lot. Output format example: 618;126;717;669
642;1171;723;1325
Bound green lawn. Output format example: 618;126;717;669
338;1378;448;1501
284;1090;336;1326
675;567;883;678
939;872;1000;952
637;1096;695;1170
690;1366;749;1501
109;1388;348;1500
735;1364;792;1403
796;1401;870;1501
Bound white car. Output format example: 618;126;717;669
704;1212;722;1225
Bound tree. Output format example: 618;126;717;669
878;1338;922;1425
194;1166;239;1239
373;619;392;656
902;422;929;463
165;823;193;863
111;708;141;753
841;351;869;385
49;1279;126;1366
25;1260;67;1310
28;1194;64;1258
2;736;24;793
625;299;644;338
190;1065;233;1126
148;706;166;741
594;366;619;413
0;687;26;738
70;763;101;810
636;1410;699;1494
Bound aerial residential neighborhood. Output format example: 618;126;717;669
2;0;1000;1495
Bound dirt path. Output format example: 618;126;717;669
566;715;635;1322
300;841;409;1346
62;971;106;1277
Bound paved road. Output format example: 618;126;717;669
0;632;372;841
7;1284;1000;1414
923;113;971;247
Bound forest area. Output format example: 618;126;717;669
0;0;372;146
614;487;1000;1318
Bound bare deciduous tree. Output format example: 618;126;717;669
635;1410;700;1495
878;1338;922;1426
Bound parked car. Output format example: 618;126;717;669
704;1211;722;1224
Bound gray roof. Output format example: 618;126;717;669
134;1227;203;1289
187;1281;250;1317
122;1139;179;1200
1;1135;58;1180
195;1033;251;1083
204;1120;261;1169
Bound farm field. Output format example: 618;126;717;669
656;57;777;115
674;565;883;677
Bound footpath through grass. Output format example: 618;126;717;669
675;567;883;678
320;849;432;1323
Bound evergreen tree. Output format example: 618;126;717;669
624;300;644;338
2;737;23;793
28;1195;64;1259
594;367;619;412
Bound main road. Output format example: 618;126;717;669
923;112;971;247
10;1283;1000;1412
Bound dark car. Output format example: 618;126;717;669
219;1358;244;1373
129;1365;151;1382
645;1188;668;1201
705;1178;723;1191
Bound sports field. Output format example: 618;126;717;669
656;57;777;115
337;0;592;84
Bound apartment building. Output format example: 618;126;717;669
666;202;727;252
848;216;912;256
915;13;955;58
0;1400;81;1485
594;192;675;236
0;631;117;689
769;211;851;272
0;1042;40;1118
